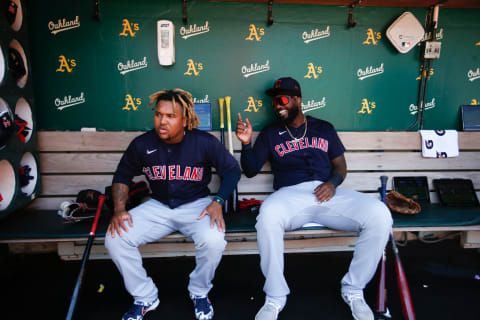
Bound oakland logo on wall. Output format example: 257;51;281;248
468;68;480;82
180;21;210;39
302;26;330;44
55;92;86;110
302;97;326;113
357;63;384;80
409;98;436;115
48;16;80;35
117;57;148;75
241;60;270;78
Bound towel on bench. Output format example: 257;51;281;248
420;130;459;158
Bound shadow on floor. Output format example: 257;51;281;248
1;239;479;319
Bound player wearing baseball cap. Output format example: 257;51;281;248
106;88;241;320
236;77;392;320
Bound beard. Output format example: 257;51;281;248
283;102;300;124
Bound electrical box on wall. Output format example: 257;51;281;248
386;12;425;54
423;41;442;60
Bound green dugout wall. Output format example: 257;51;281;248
26;0;480;131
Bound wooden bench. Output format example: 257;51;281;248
1;131;479;260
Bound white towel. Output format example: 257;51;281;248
420;130;459;158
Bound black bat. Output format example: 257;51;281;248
376;176;389;318
225;96;238;213
380;176;416;320
66;195;106;320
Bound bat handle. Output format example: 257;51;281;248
380;175;388;204
90;195;106;236
218;98;225;129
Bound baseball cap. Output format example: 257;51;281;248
265;77;302;97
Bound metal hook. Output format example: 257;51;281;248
183;0;187;25
94;0;100;22
347;0;362;28
347;6;356;28
268;0;274;25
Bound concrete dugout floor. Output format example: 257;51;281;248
1;239;479;319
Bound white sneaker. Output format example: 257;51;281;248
255;301;282;320
341;291;374;320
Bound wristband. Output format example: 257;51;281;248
242;143;252;150
213;195;225;206
328;173;343;188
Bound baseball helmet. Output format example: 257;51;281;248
0;110;14;148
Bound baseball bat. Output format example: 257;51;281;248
376;176;389;317
218;98;228;213
225;96;238;213
380;176;416;320
66;194;106;320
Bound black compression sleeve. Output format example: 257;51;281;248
216;167;241;202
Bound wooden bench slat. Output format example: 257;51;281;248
39;171;480;197
39;150;480;174
38;131;480;152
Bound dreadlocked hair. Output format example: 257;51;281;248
148;88;200;130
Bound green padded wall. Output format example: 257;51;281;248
0;0;41;219
26;0;480;131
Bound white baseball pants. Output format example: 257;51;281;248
105;197;226;303
255;180;392;300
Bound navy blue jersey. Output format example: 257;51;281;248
242;116;345;189
113;129;240;209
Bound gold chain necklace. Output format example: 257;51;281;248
284;118;307;141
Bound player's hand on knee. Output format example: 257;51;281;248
313;182;336;202
236;113;252;145
107;210;133;238
198;201;225;232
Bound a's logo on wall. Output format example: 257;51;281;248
245;24;264;41
117;57;148;75
244;97;263;112
242;60;270;78
409;98;436;115
471;99;479;105
302;97;326;113
184;59;204;76
357;98;376;114
55;92;85;110
193;95;210;103
302;26;330;43
48;16;80;35
119;19;139;37
123;94;142;111
180;21;210;39
416;65;434;80
363;28;381;45
468;68;480;82
56;55;76;73
357;63;384;80
304;63;323;79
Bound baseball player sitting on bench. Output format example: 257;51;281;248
105;88;241;320
235;77;392;320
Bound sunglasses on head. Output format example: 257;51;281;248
272;96;295;106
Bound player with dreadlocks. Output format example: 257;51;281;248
106;88;241;320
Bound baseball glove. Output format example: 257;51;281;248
59;201;96;223
386;191;421;215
